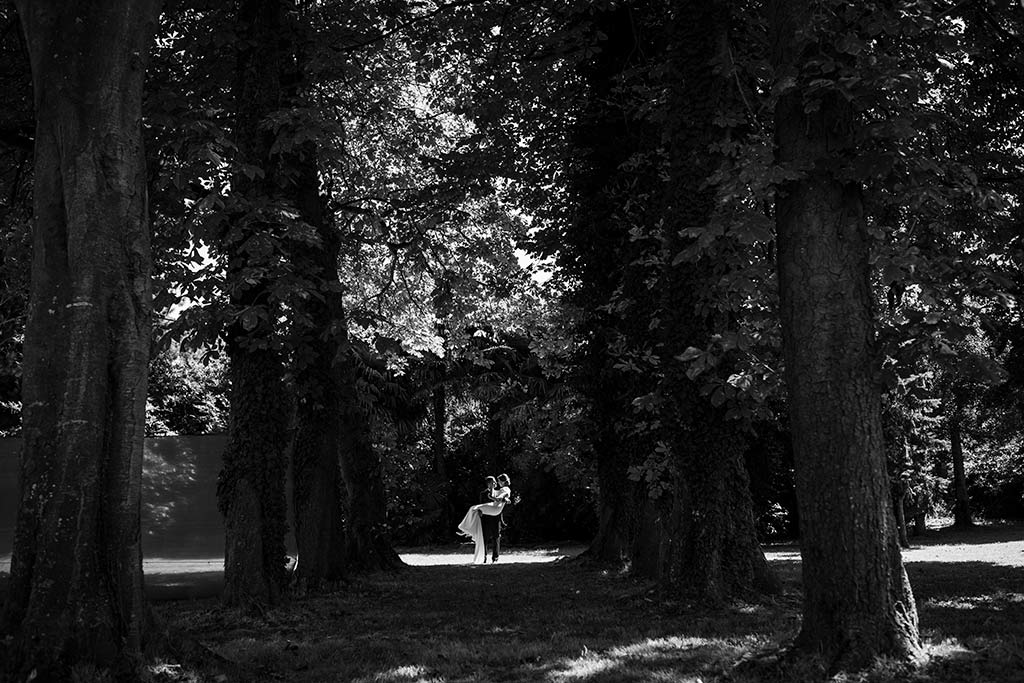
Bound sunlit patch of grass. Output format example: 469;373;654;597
146;662;204;683
361;664;441;683
547;636;751;682
548;650;618;680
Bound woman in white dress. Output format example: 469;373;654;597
457;474;512;564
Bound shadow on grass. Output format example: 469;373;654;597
909;561;1024;642
907;561;1024;682
155;553;1024;682
908;522;1024;547
157;561;798;682
3;546;1020;681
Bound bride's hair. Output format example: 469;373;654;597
497;473;511;487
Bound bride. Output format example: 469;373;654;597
457;473;511;564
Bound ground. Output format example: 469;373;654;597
132;523;1024;683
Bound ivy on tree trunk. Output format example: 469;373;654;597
288;132;349;590
336;345;404;571
656;0;777;602
217;0;291;607
2;0;160;677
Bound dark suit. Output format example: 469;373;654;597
479;488;501;561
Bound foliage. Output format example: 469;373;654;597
146;343;229;436
0;0;31;438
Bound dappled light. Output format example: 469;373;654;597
547;637;747;682
4;0;1024;679
135;524;1024;682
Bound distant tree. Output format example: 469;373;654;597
147;344;229;436
2;0;161;678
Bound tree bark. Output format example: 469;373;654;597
2;1;160;677
272;4;350;593
770;0;922;670
219;345;289;605
584;371;643;564
656;0;776;602
949;412;973;529
432;384;448;481
289;139;348;591
218;0;291;607
336;346;404;570
570;4;656;566
894;480;910;549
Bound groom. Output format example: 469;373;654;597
479;477;502;563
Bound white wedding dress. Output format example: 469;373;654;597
457;486;510;564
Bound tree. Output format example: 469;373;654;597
147;344;229;436
657;0;776;602
1;0;161;677
217;0;292;607
769;0;922;670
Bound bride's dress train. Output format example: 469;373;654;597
457;501;505;564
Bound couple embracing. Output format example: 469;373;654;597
457;473;511;564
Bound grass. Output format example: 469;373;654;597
141;523;1024;683
2;525;1021;681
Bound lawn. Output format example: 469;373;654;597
141;523;1024;683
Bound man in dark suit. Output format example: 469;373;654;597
479;477;502;563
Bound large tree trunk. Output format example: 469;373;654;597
289;140;348;591
656;0;776;602
219;345;289;605
218;0;290;607
566;2;655;567
275;4;350;593
2;1;159;677
770;0;922;670
949;410;973;529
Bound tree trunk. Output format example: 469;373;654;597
428;382;453;534
949;412;973;529
894;481;910;549
660;409;778;599
218;0;291;607
562;2;658;568
656;0;776;602
2;1;159;677
289;140;348;591
585;378;642;565
433;384;448;480
770;0;922;670
274;4;350;593
337;347;404;570
219;346;289;605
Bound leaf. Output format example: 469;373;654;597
240;309;258;331
881;263;902;284
675;346;703;362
